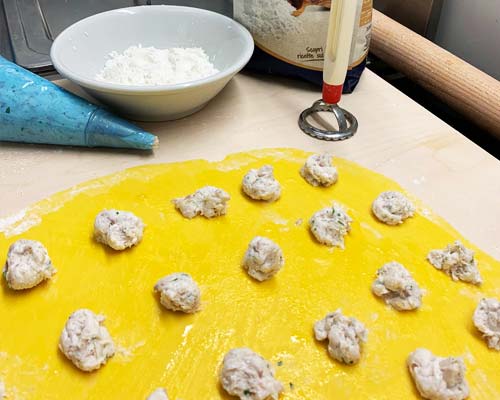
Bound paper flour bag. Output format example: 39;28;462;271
234;0;372;92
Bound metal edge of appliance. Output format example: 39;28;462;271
2;0;53;71
424;0;444;40
0;1;14;61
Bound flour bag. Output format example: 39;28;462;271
234;0;372;92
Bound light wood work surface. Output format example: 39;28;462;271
1;69;500;260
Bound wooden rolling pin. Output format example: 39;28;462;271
371;9;500;137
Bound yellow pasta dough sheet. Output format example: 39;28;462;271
0;148;499;400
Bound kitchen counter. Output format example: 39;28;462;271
1;69;499;258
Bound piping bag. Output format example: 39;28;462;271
0;56;158;150
298;0;358;141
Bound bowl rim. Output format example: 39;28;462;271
50;5;254;94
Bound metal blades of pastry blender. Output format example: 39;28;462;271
298;0;359;141
299;100;358;141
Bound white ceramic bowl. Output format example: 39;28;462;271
50;6;254;121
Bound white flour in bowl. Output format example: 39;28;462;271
95;45;219;86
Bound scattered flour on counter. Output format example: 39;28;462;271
96;45;219;86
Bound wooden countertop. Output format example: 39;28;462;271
1;70;499;258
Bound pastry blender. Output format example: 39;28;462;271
299;0;359;141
